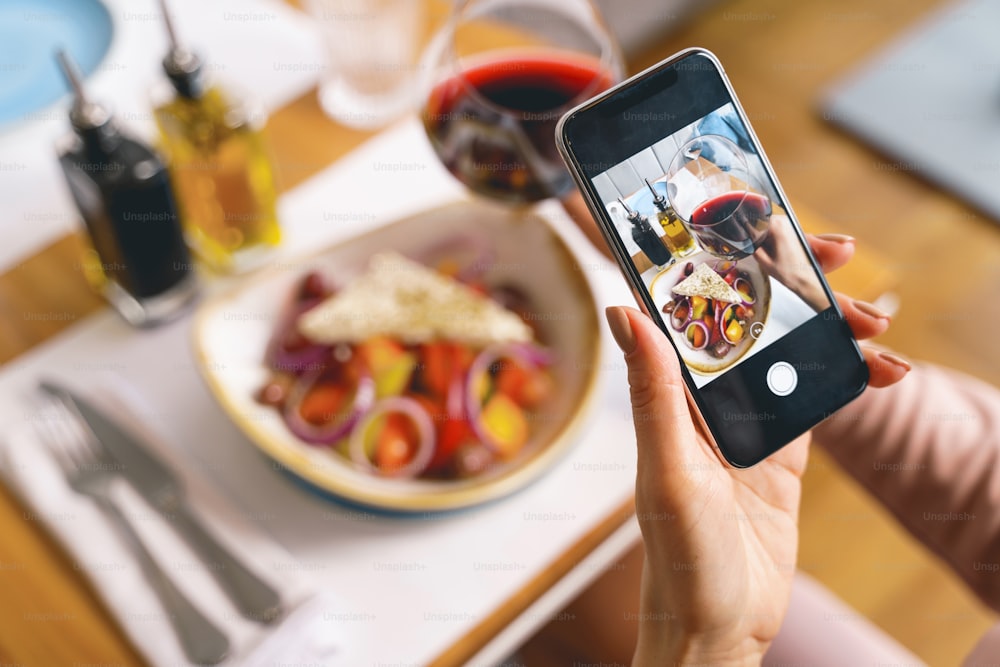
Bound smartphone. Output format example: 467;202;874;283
556;48;868;467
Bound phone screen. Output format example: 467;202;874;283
592;100;831;389
559;50;867;466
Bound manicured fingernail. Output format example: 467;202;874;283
854;299;891;320
816;233;856;244
605;306;636;354
878;351;912;372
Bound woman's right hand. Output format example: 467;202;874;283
563;189;910;664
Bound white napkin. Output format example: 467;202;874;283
0;377;345;667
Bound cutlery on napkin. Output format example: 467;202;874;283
39;379;284;625
0;377;345;667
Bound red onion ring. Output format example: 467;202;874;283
684;320;710;351
670;297;691;331
500;341;553;367
733;277;756;305
348;397;435;478
283;370;376;445
465;343;549;453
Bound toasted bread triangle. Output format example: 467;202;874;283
297;252;534;346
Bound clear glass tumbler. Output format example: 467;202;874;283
305;0;426;129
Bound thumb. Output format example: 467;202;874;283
605;306;707;475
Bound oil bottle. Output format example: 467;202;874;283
152;0;281;273
645;178;696;257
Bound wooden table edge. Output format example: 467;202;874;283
428;497;637;666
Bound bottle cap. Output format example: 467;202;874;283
159;0;205;99
645;178;668;209
618;197;641;224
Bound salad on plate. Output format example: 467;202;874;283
255;251;554;481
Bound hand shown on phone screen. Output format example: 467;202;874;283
752;214;830;312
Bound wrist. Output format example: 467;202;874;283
634;629;765;667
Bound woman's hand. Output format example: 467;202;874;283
608;305;803;665
563;190;910;664
753;213;830;312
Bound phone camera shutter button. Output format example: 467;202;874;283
766;361;797;396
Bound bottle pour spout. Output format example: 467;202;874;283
55;49;111;132
158;0;205;98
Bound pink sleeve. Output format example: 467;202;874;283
765;572;925;666
813;361;1000;613
963;623;1000;666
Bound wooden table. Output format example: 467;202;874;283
0;3;907;666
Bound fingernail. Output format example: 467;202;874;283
815;233;856;244
605;306;637;354
854;299;891;320
878;351;912;372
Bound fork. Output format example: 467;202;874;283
37;399;231;665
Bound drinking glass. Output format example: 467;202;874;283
666;134;772;260
421;0;624;204
305;0;425;129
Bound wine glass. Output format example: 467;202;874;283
666;134;772;260
421;0;624;205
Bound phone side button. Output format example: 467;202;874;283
630;286;652;318
766;361;798;397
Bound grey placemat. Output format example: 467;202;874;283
822;0;1000;220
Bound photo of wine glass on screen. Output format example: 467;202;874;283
667;135;773;261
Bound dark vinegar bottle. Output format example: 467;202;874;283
56;51;196;326
620;198;672;267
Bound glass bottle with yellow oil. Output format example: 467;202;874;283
152;1;280;273
645;177;696;257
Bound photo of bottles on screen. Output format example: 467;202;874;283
592;104;832;385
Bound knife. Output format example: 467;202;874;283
40;380;284;624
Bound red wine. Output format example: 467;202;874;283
689;191;771;259
424;54;613;203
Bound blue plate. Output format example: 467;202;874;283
0;0;113;126
624;179;669;219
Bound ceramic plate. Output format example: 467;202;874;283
0;0;113;126
193;201;601;512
